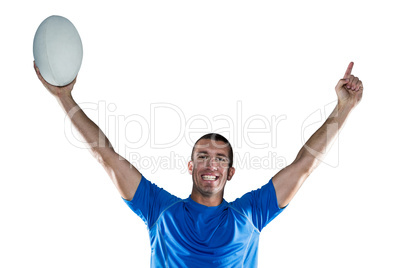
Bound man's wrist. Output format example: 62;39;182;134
337;100;355;114
55;90;73;102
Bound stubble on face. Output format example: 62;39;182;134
189;139;234;205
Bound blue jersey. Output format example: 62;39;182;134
123;175;285;267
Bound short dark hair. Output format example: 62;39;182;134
191;133;234;168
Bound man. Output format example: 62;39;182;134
34;62;363;267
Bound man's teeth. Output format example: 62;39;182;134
202;175;217;181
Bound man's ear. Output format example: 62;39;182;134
227;167;235;181
188;161;194;175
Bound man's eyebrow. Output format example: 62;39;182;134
196;152;229;158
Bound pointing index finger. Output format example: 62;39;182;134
343;62;354;79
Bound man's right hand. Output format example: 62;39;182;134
34;61;76;98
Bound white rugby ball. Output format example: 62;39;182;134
33;15;83;86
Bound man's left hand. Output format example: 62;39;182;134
335;62;363;108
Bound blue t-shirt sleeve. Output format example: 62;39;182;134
230;178;286;232
122;175;181;228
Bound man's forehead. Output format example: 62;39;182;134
193;139;230;152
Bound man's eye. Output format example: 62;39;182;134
217;157;228;162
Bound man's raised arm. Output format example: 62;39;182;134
34;62;141;201
272;62;363;208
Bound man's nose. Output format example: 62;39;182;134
206;157;219;169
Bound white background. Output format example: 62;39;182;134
1;0;401;267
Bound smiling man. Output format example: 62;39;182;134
122;133;282;267
189;134;235;206
35;62;363;267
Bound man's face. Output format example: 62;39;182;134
188;139;235;199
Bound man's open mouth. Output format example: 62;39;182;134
201;175;218;181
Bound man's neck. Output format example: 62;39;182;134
190;191;224;207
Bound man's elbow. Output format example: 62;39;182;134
91;147;116;166
293;155;319;177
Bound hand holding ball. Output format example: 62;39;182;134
33;15;83;87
